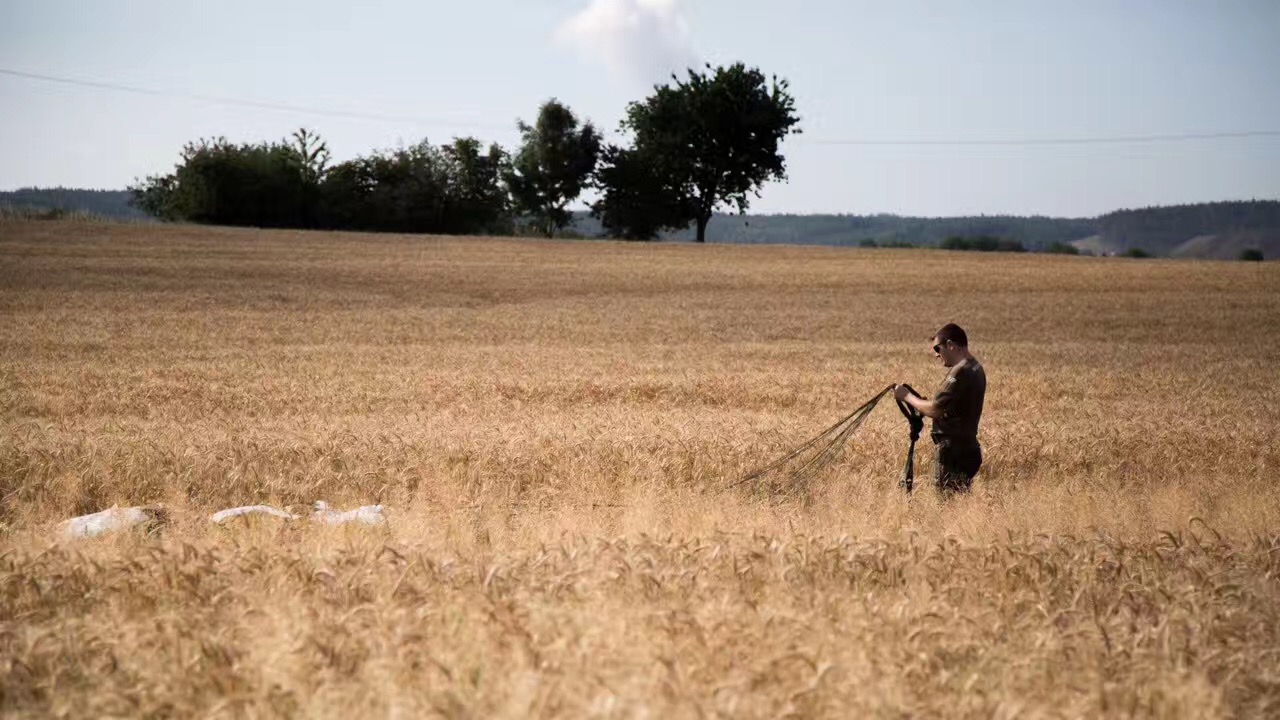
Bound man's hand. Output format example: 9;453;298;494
894;384;939;418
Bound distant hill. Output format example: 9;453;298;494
579;202;1276;258
571;211;1099;249
1168;231;1279;261
4;187;1274;259
1082;201;1280;259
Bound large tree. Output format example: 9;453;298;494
505;100;601;237
439;137;511;235
289;128;330;228
590;145;687;240
607;63;801;243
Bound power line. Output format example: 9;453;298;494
799;130;1280;147
0;67;515;131
4;66;1279;147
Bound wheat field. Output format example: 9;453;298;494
1;219;1278;718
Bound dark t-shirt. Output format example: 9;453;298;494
931;357;986;447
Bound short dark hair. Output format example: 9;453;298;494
935;323;968;347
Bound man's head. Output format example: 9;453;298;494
932;323;970;367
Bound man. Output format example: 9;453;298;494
894;323;986;494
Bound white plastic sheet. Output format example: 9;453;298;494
311;501;386;526
210;505;300;524
60;506;163;539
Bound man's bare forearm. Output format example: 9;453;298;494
904;393;939;418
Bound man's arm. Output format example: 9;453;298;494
893;384;939;418
904;393;939;418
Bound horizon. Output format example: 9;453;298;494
4;186;1278;223
3;1;1279;217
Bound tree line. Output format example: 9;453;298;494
130;63;800;242
1;188;151;221
13;188;1272;259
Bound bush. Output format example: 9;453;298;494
858;238;878;248
1044;242;1080;255
130;137;316;227
1123;248;1152;259
940;235;1025;252
1239;248;1264;262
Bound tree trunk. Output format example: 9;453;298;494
695;214;710;243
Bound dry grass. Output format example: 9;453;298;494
1;219;1278;718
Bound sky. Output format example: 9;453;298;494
2;0;1278;218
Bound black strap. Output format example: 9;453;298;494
894;385;925;493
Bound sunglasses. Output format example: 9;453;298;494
932;342;945;354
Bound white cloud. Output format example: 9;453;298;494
555;0;698;86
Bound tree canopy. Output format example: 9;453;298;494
590;145;686;241
131;136;316;227
128;73;807;242
595;63;801;242
505;100;601;237
132;131;510;235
